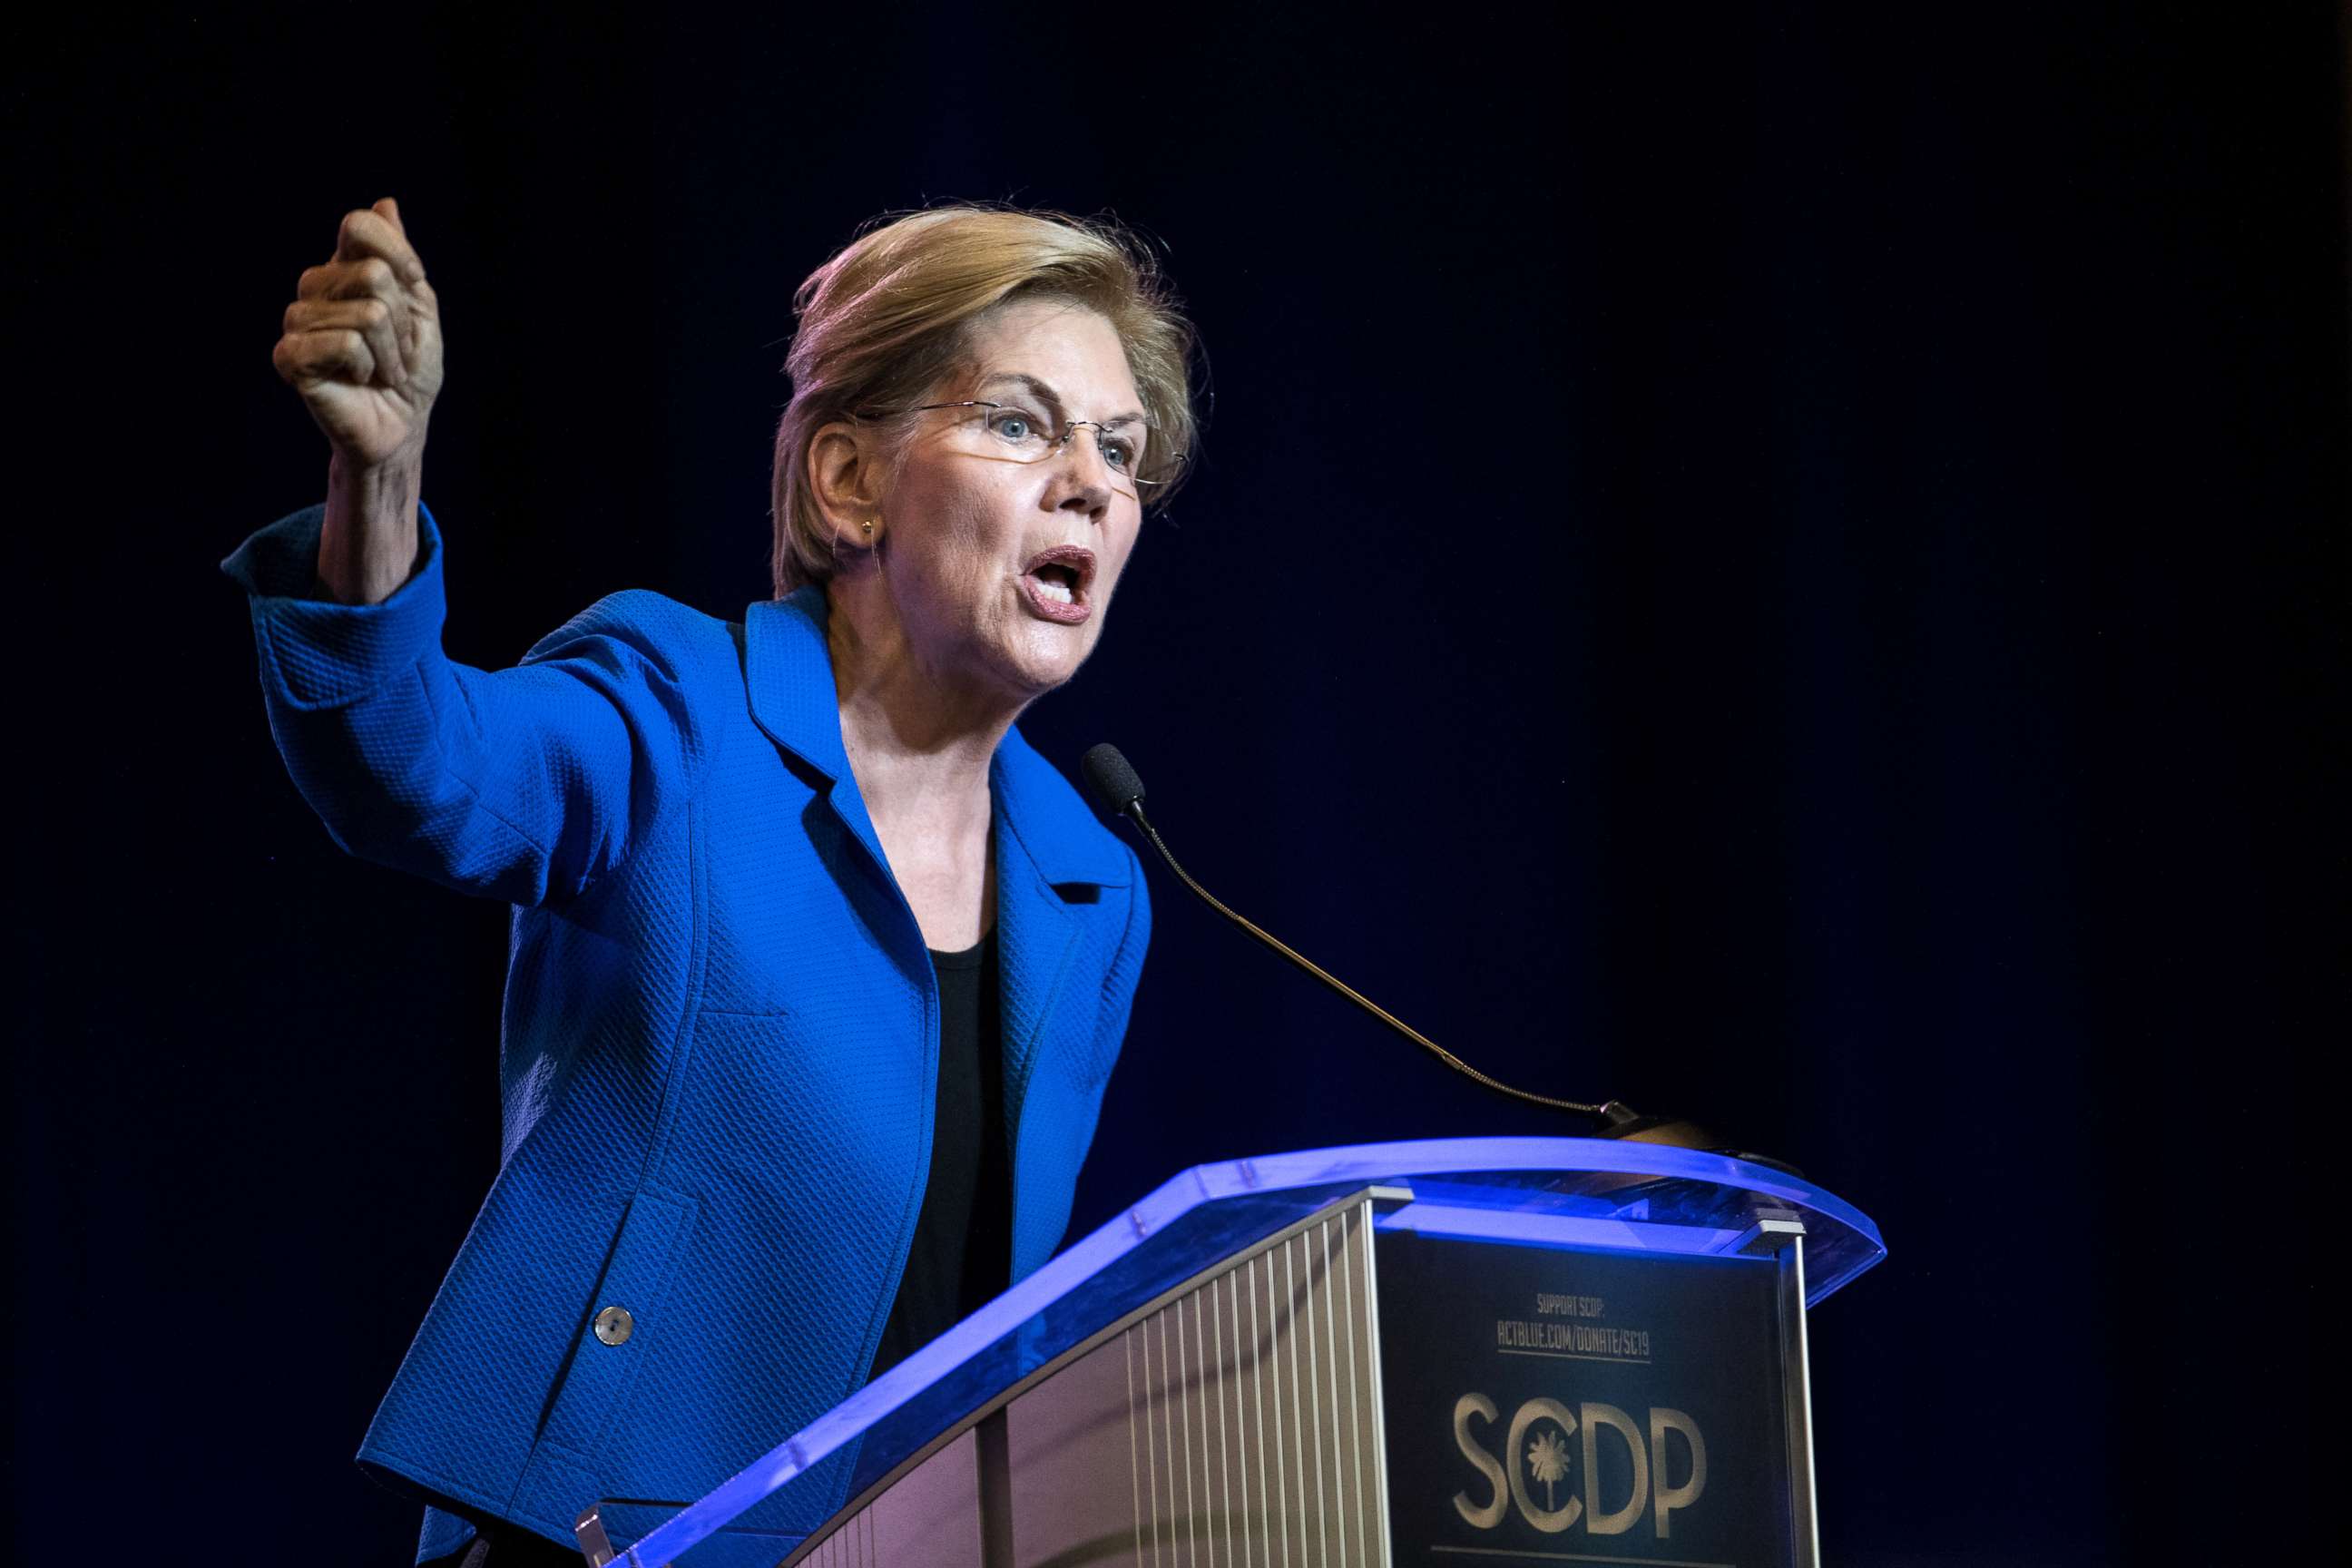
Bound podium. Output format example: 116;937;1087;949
576;1137;1884;1567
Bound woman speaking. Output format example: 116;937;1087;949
223;197;1197;1565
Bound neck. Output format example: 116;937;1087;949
823;577;1021;828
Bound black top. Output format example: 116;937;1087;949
866;929;1011;1380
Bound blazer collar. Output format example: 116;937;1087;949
742;587;1132;890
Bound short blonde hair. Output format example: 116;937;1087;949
769;204;1200;596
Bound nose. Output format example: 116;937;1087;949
1049;425;1118;521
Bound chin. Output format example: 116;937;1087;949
997;622;1098;696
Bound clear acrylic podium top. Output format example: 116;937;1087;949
605;1135;1885;1566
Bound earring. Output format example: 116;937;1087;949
861;518;876;538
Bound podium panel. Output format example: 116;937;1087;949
581;1139;1881;1568
1377;1225;1808;1563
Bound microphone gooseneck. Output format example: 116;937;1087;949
1080;743;1638;1125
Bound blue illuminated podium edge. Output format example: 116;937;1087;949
595;1135;1885;1566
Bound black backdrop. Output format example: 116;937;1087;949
12;7;2343;1564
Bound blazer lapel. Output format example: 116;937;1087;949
991;728;1132;1122
992;818;1079;1132
741;588;897;884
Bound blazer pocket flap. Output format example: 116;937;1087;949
538;1186;699;1458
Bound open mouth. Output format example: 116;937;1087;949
1032;563;1082;603
1022;546;1096;623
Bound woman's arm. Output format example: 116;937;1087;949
318;445;425;605
225;503;728;906
227;200;724;906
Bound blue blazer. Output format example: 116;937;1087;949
222;503;1150;1558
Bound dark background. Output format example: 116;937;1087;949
11;6;2343;1563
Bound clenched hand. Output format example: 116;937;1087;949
274;197;444;467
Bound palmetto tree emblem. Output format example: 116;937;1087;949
1526;1426;1573;1510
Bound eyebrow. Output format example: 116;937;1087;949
977;372;1147;429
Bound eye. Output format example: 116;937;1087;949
985;407;1046;446
1100;435;1137;470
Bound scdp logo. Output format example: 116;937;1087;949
1450;1395;1709;1538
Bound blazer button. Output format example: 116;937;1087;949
593;1306;634;1347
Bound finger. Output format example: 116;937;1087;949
405;285;443;370
299;255;400;304
284;298;406;385
274;328;377;389
334;206;426;286
299;255;401;302
277;327;377;388
284;296;397;333
373;196;404;234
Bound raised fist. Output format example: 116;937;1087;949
273;197;444;467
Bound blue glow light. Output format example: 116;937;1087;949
1375;1200;1751;1256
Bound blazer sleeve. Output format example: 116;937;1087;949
220;500;728;906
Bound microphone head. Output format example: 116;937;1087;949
1082;743;1147;818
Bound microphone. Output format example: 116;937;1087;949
1082;742;1643;1126
1080;743;1147;821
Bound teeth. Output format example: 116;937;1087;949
1035;575;1074;604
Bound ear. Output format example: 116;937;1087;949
808;419;885;544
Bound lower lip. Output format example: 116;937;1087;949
1020;573;1093;624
